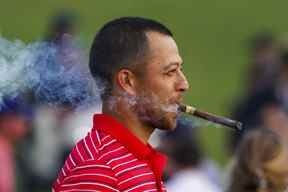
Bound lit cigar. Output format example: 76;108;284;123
178;104;242;131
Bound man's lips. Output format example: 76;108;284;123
158;95;183;113
162;102;182;114
173;95;183;104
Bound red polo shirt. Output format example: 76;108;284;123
52;114;167;192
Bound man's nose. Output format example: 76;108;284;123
176;71;189;92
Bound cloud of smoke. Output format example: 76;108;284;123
0;37;102;110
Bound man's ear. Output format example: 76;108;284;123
116;69;137;95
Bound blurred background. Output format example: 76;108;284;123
2;0;288;191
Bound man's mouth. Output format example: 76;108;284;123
160;101;181;114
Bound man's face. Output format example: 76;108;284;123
134;31;189;130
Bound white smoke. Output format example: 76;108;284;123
0;37;102;109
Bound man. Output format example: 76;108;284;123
53;17;189;192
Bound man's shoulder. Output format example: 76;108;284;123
69;129;132;168
52;130;121;191
52;159;118;192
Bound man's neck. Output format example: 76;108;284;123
102;99;154;144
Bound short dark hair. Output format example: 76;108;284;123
89;17;173;98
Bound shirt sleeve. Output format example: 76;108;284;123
54;160;119;192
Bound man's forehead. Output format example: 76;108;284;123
145;31;177;48
145;31;182;65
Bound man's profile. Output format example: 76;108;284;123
53;16;189;192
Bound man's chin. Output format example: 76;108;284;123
163;121;177;131
141;107;178;131
168;111;179;128
168;122;177;131
157;114;178;131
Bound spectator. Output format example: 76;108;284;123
163;118;222;192
229;32;281;153
227;128;288;192
44;9;86;71
0;97;31;192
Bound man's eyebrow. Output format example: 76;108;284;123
162;62;182;71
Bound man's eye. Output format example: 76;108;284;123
166;69;177;76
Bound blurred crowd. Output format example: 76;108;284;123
0;10;101;192
2;10;288;192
